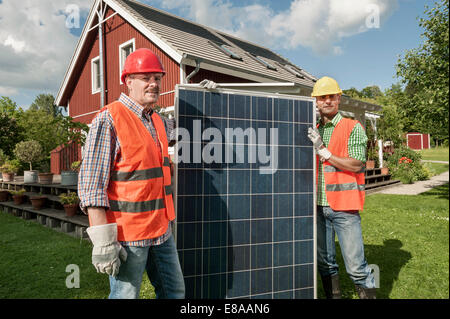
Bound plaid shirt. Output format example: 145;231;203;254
78;93;176;247
317;113;368;206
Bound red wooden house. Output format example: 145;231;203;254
54;0;382;173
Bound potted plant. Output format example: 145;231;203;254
14;140;43;184
0;189;9;202
38;160;53;184
366;147;376;170
0;159;21;182
59;191;79;217
61;160;81;186
10;188;26;205
30;193;46;210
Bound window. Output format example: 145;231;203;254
208;41;242;61
119;38;136;84
247;53;277;71
91;56;100;94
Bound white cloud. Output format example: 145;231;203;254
147;0;398;55
0;0;399;102
0;0;91;94
0;86;18;96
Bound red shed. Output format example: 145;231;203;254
406;132;431;150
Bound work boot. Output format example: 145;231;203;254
321;274;341;299
355;285;377;299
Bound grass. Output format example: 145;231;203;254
423;162;449;176
0;214;155;299
317;183;449;299
419;147;449;162
1;184;448;299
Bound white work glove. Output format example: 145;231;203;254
199;79;218;90
307;127;332;160
86;223;127;277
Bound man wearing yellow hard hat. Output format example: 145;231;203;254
307;76;376;299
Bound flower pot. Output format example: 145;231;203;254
60;171;78;186
366;160;375;170
0;190;10;202
30;196;46;210
24;170;39;183
63;204;78;217
38;173;54;184
381;167;389;175
1;172;15;182
13;194;25;205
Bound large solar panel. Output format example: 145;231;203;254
174;85;316;299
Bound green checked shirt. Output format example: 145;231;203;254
317;113;368;206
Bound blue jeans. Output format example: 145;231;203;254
317;206;376;288
109;235;185;299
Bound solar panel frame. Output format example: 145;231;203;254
174;85;317;299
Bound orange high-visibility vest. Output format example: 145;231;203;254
317;118;366;211
102;101;175;241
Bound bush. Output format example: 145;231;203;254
59;191;79;205
0;159;21;174
14;140;43;171
0;149;7;166
387;145;431;184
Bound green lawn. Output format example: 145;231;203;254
317;183;449;299
419;147;449;162
0;214;155;299
423;162;449;176
1;184;449;299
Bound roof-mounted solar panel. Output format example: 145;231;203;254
209;41;243;61
246;53;277;71
278;63;305;79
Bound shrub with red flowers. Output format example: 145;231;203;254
387;146;431;184
399;157;413;164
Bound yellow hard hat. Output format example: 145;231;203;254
311;76;343;97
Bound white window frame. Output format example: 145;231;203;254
119;38;136;84
91;56;101;94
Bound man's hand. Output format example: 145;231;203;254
199;79;218;90
307;127;332;160
307;127;324;149
86;223;127;277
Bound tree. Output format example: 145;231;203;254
0;113;23;157
0;96;21;118
360;86;383;100
343;87;362;99
14;140;43;171
29;94;62;117
17;109;65;156
396;0;449;144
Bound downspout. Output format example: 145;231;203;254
96;1;106;108
185;58;201;83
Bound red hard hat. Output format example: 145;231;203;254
121;48;165;83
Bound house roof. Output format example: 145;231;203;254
56;0;318;106
113;0;318;86
56;0;382;113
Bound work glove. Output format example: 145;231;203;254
307;127;332;160
86;223;127;277
199;79;218;89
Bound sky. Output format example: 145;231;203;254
0;0;437;110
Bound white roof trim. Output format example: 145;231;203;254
55;0;100;106
56;0;183;106
106;0;182;62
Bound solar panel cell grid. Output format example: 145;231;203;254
175;86;316;299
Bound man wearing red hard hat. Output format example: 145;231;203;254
78;48;185;299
